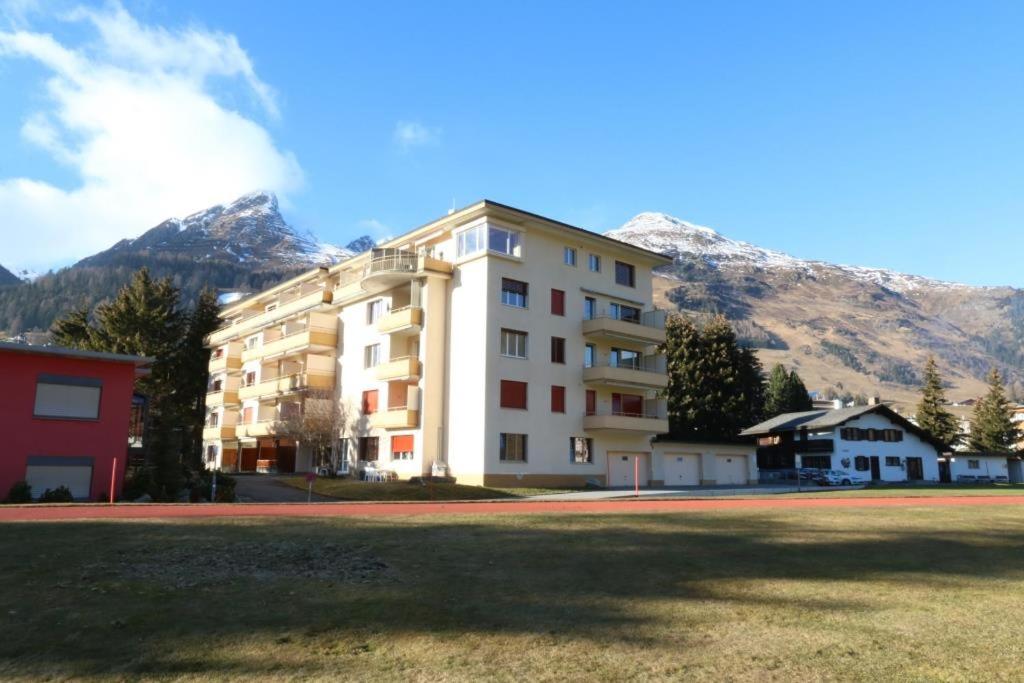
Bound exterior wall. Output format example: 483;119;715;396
830;413;940;483
0;351;136;500
949;455;1011;480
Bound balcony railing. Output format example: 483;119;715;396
582;309;667;344
365;249;418;277
377;305;423;335
582;405;668;433
374;356;422;381
586;308;665;329
370;406;419;430
582;358;667;389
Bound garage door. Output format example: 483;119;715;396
715;454;748;486
608;453;649;488
663;454;700;486
25;456;94;499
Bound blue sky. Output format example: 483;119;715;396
2;1;1022;285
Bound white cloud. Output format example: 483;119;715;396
356;218;392;239
0;2;303;270
393;120;440;150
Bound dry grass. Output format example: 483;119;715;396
2;506;1023;681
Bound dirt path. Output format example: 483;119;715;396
3;495;1024;521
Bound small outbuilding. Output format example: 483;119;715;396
947;452;1022;484
650;441;758;486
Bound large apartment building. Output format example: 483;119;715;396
203;201;672;487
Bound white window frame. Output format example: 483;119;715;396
564;247;577;267
364;343;381;368
588;254;601;272
500;329;528;359
500;433;528;462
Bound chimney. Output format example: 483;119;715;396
868;395;882;406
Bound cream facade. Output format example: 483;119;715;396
202;201;672;487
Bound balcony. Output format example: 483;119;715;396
374;356;421;381
336;249;454;299
582;311;666;345
209;288;333;345
241;328;337;363
582;360;667;390
377;306;423;335
371;408;419;430
205;388;239;408
208;349;241;373
238;373;334;401
237;421;274;438
795;439;835;454
202;425;236;441
583;411;669;434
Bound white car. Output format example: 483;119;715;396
816;469;854;486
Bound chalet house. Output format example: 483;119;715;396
741;404;944;484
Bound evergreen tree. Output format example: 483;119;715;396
968;368;1019;452
660;313;765;441
915;356;960;447
49;269;222;498
764;364;813;417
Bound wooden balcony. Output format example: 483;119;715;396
377;306;423;335
202;425;236;441
374;356;421;381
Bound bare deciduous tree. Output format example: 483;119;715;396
271;389;347;470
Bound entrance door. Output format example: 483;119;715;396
608;453;649;488
870;456;881;480
240;448;258;471
663;454;700;486
906;457;924;481
938;460;951;483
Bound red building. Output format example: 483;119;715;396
0;342;150;501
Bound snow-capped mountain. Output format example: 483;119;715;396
606;212;972;293
0;264;20;286
78;191;363;270
604;211;1024;407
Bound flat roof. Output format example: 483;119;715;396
0;341;153;366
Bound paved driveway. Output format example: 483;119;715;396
233;474;335;503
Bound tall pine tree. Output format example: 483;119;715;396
764;364;813;417
915;356;960;448
968;368;1019;452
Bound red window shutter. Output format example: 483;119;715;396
586;390;596;415
362;390;378;414
500;380;528;409
551;289;565;316
391;435;414;453
614;393;642;416
551;385;565;413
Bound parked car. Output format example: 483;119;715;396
815;470;854;486
796;467;821;481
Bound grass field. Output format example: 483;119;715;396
2;506;1023;681
280;476;578;501
772;484;1024;499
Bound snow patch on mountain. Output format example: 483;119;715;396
605;212;977;293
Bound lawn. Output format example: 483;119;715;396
2;506;1023;681
280;476;579;501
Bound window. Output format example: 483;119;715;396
457;225;521;258
968;459;980;470
500;433;527;461
210;377;224;392
615;261;636;287
500;380;528;409
245;336;259;350
612;393;643;417
279;402;300;421
34;374;103;420
205;445;217;464
854;455;870;471
500;329;528;358
610;302;641;323
588;254;601;272
213;347;225;359
551;385;566;413
358;436;379;462
244;370;256;387
207;411;220;427
550;337;566;364
391;435;414;461
611;348;642;370
265;303;277;313
364;343;380;368
563;247;577;266
361;390;378;415
585;390;597;416
501;278;528;308
570;437;593;463
242;406;254;424
583;296;596;320
367;299;384;324
885;457;901;467
551;289;565;316
802;455;831;469
882;429;904;442
584;344;596;368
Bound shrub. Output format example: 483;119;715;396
192;469;237;502
122;466;153;501
38;486;74;503
5;481;32;504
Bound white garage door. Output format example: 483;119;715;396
25;456;93;500
608;453;649;488
715;454;748;486
663;454;700;486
